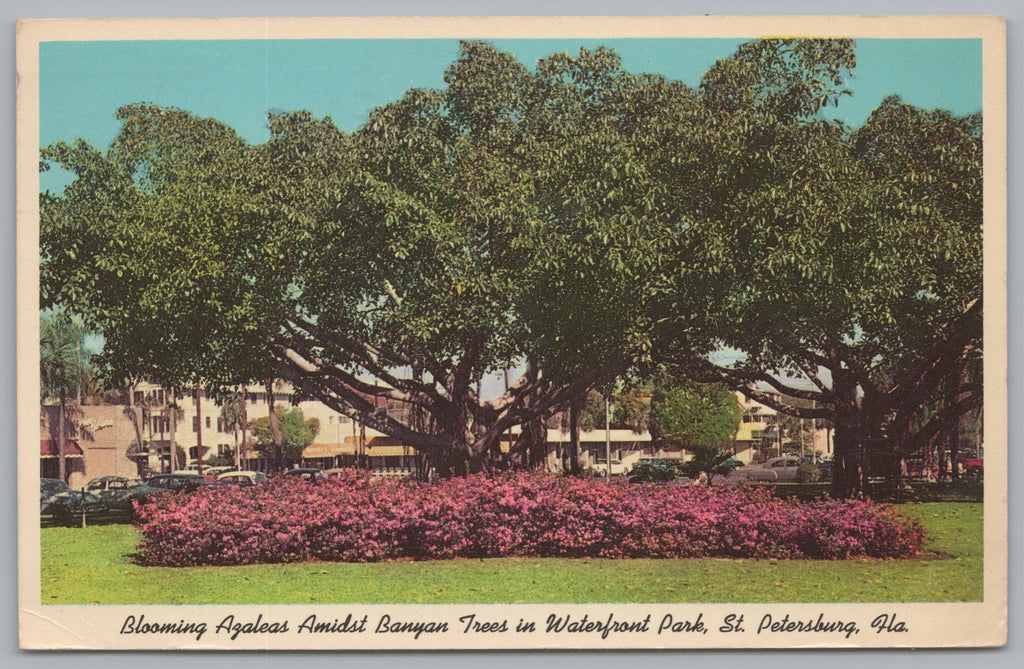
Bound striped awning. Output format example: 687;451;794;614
303;435;415;459
302;442;356;458
40;439;84;458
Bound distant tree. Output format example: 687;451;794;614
577;385;651;433
649;379;741;451
219;393;246;467
613;387;652;434
250;405;320;467
646;378;741;485
679;445;742;486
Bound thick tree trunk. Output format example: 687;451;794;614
507;415;549;470
526;415;549;469
830;378;868;499
832;429;867;499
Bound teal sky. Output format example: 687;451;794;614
40;37;981;192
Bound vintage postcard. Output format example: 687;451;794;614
17;16;1007;650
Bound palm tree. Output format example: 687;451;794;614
40;311;90;482
220;392;246;469
166;391;184;472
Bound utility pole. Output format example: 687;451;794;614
195;383;203;475
169;388;178;472
241;386;248;470
605;395;612;481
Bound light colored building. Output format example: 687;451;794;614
733;389;830;463
40;404;148;488
733;392;781;463
130;381;362;471
40;380;831;485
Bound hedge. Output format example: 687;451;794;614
133;471;924;566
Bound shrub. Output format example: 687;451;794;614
133;471;924;566
795;464;822;483
627;461;678;483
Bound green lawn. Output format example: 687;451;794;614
40;503;982;604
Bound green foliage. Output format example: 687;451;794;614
626;461;679;484
218;394;245;435
577;386;651;433
649;380;740;450
39;310;95;402
679;445;742;483
39;41;694;471
795;463;822;483
203;452;235;468
250;405;319;464
38;37;981;487
650;39;982;497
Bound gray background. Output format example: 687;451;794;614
4;0;1020;666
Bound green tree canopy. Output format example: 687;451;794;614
649;379;741;451
40;38;982;492
250;405;320;466
650;39;982;497
40;41;710;475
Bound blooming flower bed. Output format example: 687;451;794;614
133;471;924;566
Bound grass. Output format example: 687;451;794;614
39;503;982;605
769;481;984;504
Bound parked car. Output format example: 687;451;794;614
145;473;214;494
590;459;627;477
84;476;159;513
283;467;328;483
40;477;69;504
961;457;983;482
201;466;236;482
726;456;809;483
40;478;104;524
216;471;268;488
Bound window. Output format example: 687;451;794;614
192;417;199;432
205;417;211;429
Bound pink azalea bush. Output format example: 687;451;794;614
133;471;924;566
